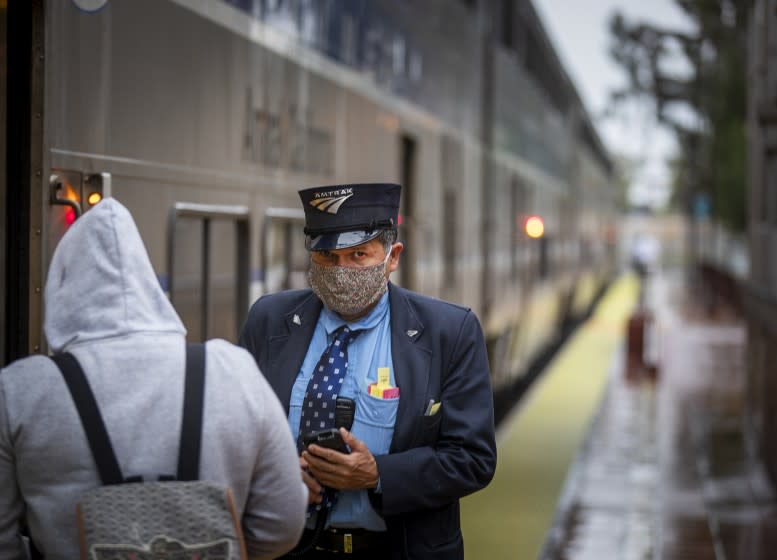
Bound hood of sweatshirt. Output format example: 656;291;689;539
44;197;185;352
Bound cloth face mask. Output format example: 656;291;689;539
308;251;391;316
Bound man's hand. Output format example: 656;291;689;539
302;428;379;490
299;455;323;505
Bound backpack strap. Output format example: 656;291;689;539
53;353;124;485
53;343;206;485
177;343;206;481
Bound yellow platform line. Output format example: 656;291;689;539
461;274;640;559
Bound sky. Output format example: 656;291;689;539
532;0;696;208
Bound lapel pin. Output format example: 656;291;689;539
406;329;418;338
293;314;301;326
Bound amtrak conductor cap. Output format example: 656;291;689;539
299;183;401;251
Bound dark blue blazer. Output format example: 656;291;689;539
239;283;497;559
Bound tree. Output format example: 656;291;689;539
608;0;747;231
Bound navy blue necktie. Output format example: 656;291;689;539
298;326;361;451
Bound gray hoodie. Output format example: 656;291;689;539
0;198;306;559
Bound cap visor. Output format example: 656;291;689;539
306;230;383;251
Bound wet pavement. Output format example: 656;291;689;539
541;268;777;560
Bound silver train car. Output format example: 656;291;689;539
2;0;618;397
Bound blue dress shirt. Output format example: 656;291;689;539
288;291;398;531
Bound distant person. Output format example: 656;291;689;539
630;233;661;278
239;183;497;559
0;198;307;559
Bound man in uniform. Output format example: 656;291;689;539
239;183;496;559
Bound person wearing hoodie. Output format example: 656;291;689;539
0;198;307;559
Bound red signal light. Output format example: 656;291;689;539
65;207;77;226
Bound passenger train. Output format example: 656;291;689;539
2;0;618;404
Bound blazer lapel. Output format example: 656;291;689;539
267;293;321;413
388;283;431;452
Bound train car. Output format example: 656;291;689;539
2;0;618;398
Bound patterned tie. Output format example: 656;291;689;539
298;325;361;451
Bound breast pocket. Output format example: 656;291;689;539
351;390;399;456
422;408;443;434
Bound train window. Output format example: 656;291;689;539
171;217;205;342
209;220;240;341
261;207;307;294
340;13;357;66
168;203;250;344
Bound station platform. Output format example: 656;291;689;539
461;268;777;559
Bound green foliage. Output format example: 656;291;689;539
608;0;748;231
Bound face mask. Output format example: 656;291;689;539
308;250;391;316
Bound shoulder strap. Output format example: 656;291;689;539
53;343;206;485
177;343;206;481
53;353;123;485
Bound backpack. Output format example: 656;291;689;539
48;344;248;560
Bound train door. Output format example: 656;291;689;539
2;2;113;363
260;207;308;296
441;135;462;302
511;176;528;284
399;133;417;290
1;0;8;365
4;0;42;365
